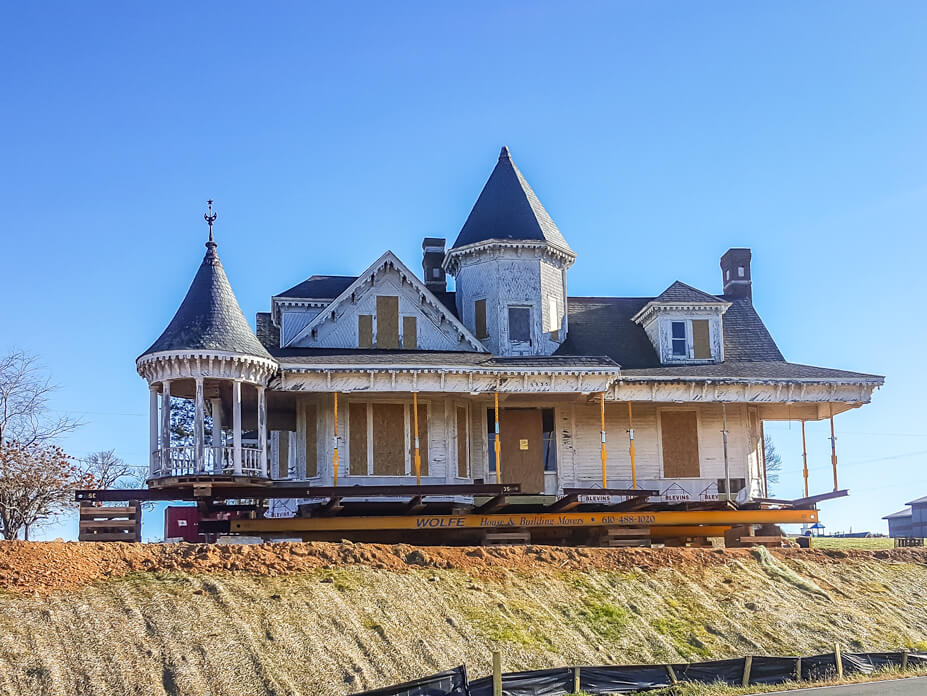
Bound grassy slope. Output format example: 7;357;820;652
1;551;926;696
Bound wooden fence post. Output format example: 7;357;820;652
665;664;678;685
492;650;502;696
795;656;802;681
573;666;581;693
742;655;753;686
901;649;908;671
835;643;843;679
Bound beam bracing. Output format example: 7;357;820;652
829;405;839;492
721;402;731;500
627;402;637;489
599;392;607;488
493;391;501;484
801;419;809;498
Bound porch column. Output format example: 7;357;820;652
211;397;223;474
160;380;172;474
194;376;205;472
232;380;243;475
149;386;159;476
256;385;267;477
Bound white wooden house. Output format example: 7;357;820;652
137;148;883;509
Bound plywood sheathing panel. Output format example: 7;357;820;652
660;410;700;478
373;403;405;475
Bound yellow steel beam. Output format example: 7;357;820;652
650;525;731;538
232;508;817;533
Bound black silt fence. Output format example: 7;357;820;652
353;650;927;696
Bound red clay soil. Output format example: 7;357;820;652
0;540;924;595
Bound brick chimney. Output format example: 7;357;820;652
422;237;447;293
720;248;752;300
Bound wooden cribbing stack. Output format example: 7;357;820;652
78;501;142;542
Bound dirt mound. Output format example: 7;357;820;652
1;540;925;594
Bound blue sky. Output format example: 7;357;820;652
1;2;925;539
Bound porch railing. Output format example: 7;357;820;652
150;445;265;478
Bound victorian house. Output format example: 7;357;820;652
136;147;883;513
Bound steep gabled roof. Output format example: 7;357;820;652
140;237;273;361
450;147;573;253
653;280;729;305
275;275;357;300
285;251;487;352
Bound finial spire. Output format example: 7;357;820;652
499;146;511;160
204;199;218;257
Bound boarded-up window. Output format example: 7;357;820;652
304;403;317;477
660;411;700;478
474;299;488;339
402;316;417;349
456;406;468;478
376;296;399;348
692;319;710;359
277;432;289;479
508;307;530;342
358;315;373;348
408;403;429;476
373;403;406;475
349;403;368;475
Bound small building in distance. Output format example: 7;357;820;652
883;496;927;538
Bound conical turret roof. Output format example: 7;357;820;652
451;147;573;253
140;225;273;362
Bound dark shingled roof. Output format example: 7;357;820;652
275;275;357;299
557;295;882;382
451;147;573;253
653;280;729;305
256;312;279;351
271;347;619;370
140;240;273;361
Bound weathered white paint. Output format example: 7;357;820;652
194;376;205;472
149;387;159;476
210;398;222;449
635;305;727;364
286;251;484;351
448;241;573;356
160;380;171;474
232;380;243;475
257;385;267;477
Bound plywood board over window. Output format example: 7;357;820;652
277;432;289;479
358;315;373;348
402;316;417;349
474;299;488;339
304;403;318;477
660;410;700;478
408;403;429;476
373;403;406;475
349;403;369;475
376;296;399;349
692;319;711;359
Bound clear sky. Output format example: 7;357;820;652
2;2;925;540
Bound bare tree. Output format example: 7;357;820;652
79;449;145;489
0;351;80;448
764;433;782;496
0;442;94;540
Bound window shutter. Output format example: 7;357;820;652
474;299;487;339
402;316;417;349
358;315;373;348
692;319;710;359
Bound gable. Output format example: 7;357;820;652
286;252;486;352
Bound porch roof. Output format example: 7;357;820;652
621;360;884;384
272;348;621;373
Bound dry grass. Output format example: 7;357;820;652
805;536;895;550
1;550;926;696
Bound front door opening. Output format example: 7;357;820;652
488;407;554;494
